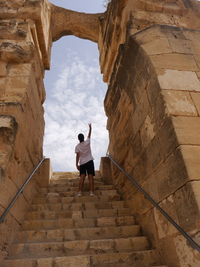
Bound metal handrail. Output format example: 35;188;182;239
107;153;200;252
0;157;45;223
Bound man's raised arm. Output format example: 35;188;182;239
87;123;92;139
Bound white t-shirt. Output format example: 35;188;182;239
75;138;94;165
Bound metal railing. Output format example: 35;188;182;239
0;157;45;223
107;153;200;252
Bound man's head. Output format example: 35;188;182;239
78;133;84;142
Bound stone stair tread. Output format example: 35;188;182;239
15;225;141;243
39;184;115;193
48;180;104;187
8;236;150;258
3;250;161;267
22;215;136;230
25;207;133;220
38;188;116;197
32;194;121;205
30;200;128;211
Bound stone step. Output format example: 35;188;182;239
37;188;118;198
22;215;135;230
49;176;102;185
39;184;115;194
15;225;141;243
31;200;127;212
3;250;161;267
32;193;120;205
25;207;133;220
8;236;149;258
49;179;104;187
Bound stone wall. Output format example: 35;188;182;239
102;21;200;267
0;1;51;262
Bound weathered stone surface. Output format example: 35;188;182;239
151;54;199;71
172;116;200;145
158;69;200;91
102;23;200;267
50;4;101;43
162;90;197;116
180;145;200;180
174;233;200;267
190;91;200;115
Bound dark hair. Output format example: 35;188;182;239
78;133;84;142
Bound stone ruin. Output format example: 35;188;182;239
0;0;200;266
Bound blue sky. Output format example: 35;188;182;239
44;1;108;171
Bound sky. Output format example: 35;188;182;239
44;1;108;171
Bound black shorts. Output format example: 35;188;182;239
80;160;95;176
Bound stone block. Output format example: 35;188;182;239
84;202;95;210
47;229;64;242
2;259;35;267
0;41;34;63
98;209;116;217
114;237;132;250
179;145;200;181
55;256;90;267
97;217;116;227
84;209;98;218
150;54;199;71
35;158;52;187
111;201;125;209
90;239;114;251
72;211;82;220
116;216;135;226
64;240;88;252
141;38;172;55
168;38;193;54
172;116;200;145
74;218;95;228
190;92;200;115
8;63;32;77
58;218;73;228
174;182;200;230
131;90;151;138
154;196;178;239
183;30;200;54
162;90;197;116
130;190;153;215
0;61;7;77
140;115;156;149
37;258;53;267
99;157;112;184
133;25;164;45
174;233;200;267
158;69;200;91
149;147;188;201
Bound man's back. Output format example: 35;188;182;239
75;138;93;165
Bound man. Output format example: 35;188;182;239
75;123;95;196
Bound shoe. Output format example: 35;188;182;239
90;191;95;197
77;192;82;197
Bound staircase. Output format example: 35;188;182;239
2;173;168;267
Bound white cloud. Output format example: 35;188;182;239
44;49;108;171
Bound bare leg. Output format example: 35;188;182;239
78;174;86;192
88;174;94;193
